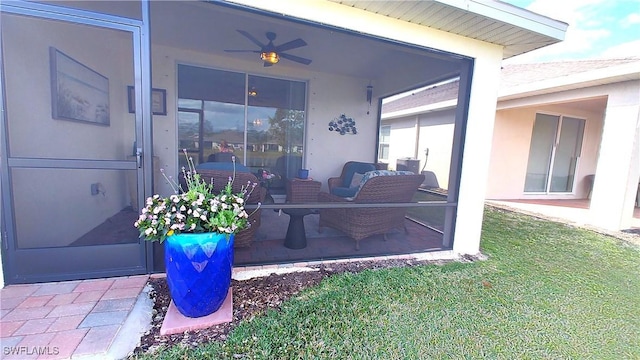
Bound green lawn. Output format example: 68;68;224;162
136;207;640;359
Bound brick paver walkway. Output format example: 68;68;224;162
1;275;148;359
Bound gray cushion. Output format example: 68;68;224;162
350;172;365;188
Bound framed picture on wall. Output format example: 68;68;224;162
127;86;167;116
50;47;110;126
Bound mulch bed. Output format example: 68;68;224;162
130;257;468;356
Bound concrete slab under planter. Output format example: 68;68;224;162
160;289;233;335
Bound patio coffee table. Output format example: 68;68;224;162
283;208;312;249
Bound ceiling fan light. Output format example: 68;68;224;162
260;51;279;64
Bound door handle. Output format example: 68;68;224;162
136;148;143;169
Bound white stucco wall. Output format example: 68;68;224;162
417;110;455;189
487;101;604;199
386;117;420;170
2;14;134;247
383;108;455;189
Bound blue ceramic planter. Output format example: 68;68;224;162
164;233;234;318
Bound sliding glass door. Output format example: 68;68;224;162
177;65;307;196
524;113;585;193
246;75;306;195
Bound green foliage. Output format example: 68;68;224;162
267;109;304;150
134;150;256;242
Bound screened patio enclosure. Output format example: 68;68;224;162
1;0;565;283
147;1;469;269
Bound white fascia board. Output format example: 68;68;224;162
381;99;458;120
499;61;640;101
438;0;568;40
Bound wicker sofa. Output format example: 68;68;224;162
318;170;425;250
179;165;266;248
327;161;377;198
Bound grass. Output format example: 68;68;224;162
137;207;640;359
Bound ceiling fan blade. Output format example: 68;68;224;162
279;52;312;65
224;49;261;53
274;38;307;52
236;29;266;49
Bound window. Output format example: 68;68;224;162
178;65;306;194
378;125;390;161
524;113;585;193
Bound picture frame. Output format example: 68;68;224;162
127;86;167;116
50;47;110;126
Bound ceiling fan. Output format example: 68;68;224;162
225;30;312;67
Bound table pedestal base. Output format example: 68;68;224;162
283;209;311;249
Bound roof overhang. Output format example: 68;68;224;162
326;0;568;59
382;99;458;121
499;61;640;101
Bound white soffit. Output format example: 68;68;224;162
327;0;568;59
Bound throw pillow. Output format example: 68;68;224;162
350;172;365;188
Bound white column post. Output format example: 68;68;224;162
452;55;502;254
589;82;640;230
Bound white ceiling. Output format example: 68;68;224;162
149;1;461;82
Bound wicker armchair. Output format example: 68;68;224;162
179;167;266;248
319;172;425;250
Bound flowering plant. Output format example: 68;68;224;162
134;150;258;242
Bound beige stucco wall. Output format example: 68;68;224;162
488;100;605;200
